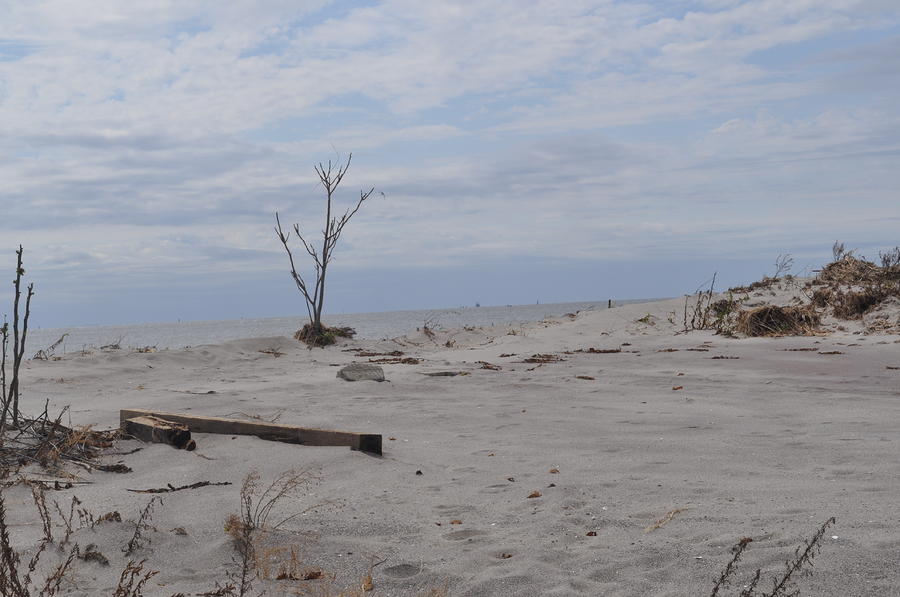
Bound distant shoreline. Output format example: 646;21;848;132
23;298;664;356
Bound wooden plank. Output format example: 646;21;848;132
119;409;382;455
122;415;196;450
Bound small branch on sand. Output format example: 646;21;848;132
126;480;232;494
644;507;688;533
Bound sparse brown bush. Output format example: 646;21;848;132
682;274;747;335
728;276;778;294
225;469;319;596
831;288;886;319
818;254;881;285
809;246;900;322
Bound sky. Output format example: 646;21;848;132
1;0;899;328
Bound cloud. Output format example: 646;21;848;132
0;1;899;323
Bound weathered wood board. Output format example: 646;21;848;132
119;409;382;455
122;415;196;450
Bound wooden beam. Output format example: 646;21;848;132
122;415;195;450
119;409;382;455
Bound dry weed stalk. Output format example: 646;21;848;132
710;537;753;597
681;274;747;335
30;485;53;544
124;497;161;555
0;491;79;597
224;469;320;596
113;560;159;597
52;495;91;545
710;517;836;597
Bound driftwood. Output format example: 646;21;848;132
121;415;195;451
119;409;382;455
126;480;232;494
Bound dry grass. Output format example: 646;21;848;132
736;305;820;337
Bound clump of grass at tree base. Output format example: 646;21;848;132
293;324;355;347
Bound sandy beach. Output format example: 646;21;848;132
1;279;897;596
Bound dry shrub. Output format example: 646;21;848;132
831;289;886;319
818;255;881;285
809;248;900;322
728;276;779;294
225;469;319;596
737;305;820;337
810;287;832;308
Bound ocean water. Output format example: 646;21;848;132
21;299;651;356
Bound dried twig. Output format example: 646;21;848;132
644;507;687;533
126;480;232;494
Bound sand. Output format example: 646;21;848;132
5;290;900;596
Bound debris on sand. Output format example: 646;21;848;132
736;305;820;337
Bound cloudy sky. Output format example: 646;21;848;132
2;0;899;327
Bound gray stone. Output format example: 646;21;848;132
337;363;385;382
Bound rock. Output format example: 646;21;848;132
337;363;385;382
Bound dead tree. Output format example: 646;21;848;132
275;154;377;346
1;245;34;431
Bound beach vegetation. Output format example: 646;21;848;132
1;246;35;432
736;304;819;337
275;154;378;347
225;468;319;595
709;516;835;597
